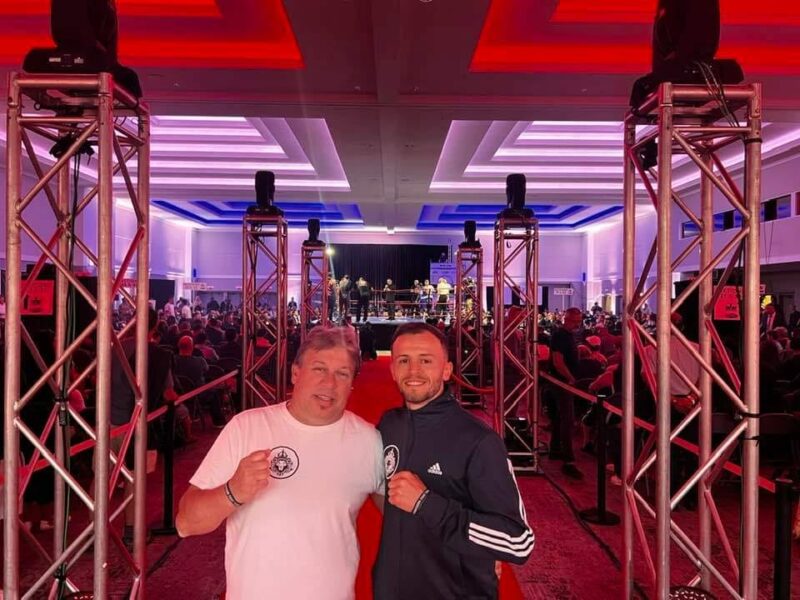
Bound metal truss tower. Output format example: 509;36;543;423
454;245;484;405
4;73;150;599
299;241;329;340
241;213;288;408
492;214;541;473
622;83;762;599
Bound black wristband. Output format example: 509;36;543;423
224;481;243;507
412;489;430;515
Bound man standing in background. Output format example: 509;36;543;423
338;274;351;322
435;277;452;317
549;307;584;480
356;276;371;323
384;278;396;321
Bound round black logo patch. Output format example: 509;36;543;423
269;446;300;479
384;444;399;479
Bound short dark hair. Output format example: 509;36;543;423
390;322;448;355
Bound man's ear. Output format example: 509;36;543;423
444;360;454;381
291;363;300;385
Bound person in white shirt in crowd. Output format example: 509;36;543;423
176;327;384;600
180;300;192;320
163;297;175;319
435;277;452;317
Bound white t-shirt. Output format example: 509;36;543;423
189;403;384;600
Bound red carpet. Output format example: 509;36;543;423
349;357;523;600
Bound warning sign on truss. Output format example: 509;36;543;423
714;286;741;321
21;280;54;316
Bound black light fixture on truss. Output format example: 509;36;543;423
459;220;480;249
629;0;743;110
500;174;534;219
247;171;284;217
305;218;325;246
23;0;142;99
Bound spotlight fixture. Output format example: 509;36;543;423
325;247;335;257
500;174;534;219
637;139;658;171
23;0;142;98
247;171;284;216
49;133;94;159
629;0;743;109
304;218;324;247
459;220;480;248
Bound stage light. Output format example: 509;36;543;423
304;218;324;246
325;247;335;257
500;174;534;219
460;220;481;248
23;0;142;98
247;171;284;216
629;0;743;108
49;133;94;159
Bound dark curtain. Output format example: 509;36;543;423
331;244;447;294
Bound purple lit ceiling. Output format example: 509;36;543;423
423;119;800;231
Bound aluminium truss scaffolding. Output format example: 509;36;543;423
4;72;150;599
241;213;288;409
492;214;541;473
299;242;329;340
622;83;762;599
454;245;484;406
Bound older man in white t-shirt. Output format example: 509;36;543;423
176;327;384;600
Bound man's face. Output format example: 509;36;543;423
564;311;582;332
390;332;453;410
387;279;392;285
290;346;354;426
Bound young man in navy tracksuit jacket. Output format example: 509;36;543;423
373;323;534;599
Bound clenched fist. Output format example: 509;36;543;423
387;471;427;513
228;449;272;504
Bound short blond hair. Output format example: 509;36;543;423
293;326;361;375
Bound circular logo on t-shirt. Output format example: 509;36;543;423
384;444;399;479
269;446;299;479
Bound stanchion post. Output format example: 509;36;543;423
773;478;793;600
579;393;620;526
152;402;177;536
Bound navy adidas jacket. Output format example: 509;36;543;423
373;390;534;599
